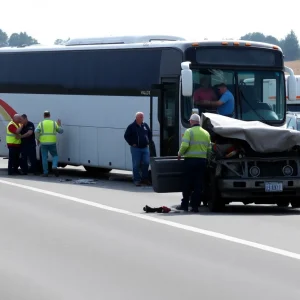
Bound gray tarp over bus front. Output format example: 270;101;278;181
200;113;300;153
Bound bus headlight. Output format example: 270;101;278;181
282;165;293;176
249;166;260;177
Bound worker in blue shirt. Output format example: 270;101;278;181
197;83;235;117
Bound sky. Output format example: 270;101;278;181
2;0;299;45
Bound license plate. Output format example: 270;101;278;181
265;182;283;192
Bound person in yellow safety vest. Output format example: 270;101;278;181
6;114;24;175
176;113;211;213
35;111;63;177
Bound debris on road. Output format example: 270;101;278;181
58;178;98;184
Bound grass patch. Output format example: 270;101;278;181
285;60;300;75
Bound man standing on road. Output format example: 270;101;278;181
35;111;63;177
176;113;211;212
19;114;38;175
124;112;152;186
6;114;23;175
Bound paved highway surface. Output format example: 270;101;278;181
0;158;300;299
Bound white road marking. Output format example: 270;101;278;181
1;178;300;261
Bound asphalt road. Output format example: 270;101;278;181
0;158;300;299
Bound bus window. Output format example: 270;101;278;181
237;71;284;121
192;69;234;114
181;69;285;125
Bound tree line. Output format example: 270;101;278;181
0;29;38;47
240;30;300;61
0;27;299;61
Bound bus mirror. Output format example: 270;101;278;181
285;66;297;101
181;61;193;97
287;75;297;101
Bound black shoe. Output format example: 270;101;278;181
53;168;59;177
175;205;188;212
190;207;199;213
17;170;27;175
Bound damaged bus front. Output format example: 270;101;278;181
150;40;300;212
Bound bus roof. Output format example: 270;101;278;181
0;36;283;54
65;35;187;46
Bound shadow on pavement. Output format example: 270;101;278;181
1;165;299;216
160;204;300;216
0;166;156;194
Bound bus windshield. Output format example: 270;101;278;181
182;68;285;125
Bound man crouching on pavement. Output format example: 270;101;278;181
176;113;211;212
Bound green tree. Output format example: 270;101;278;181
8;32;38;47
0;29;8;47
241;32;266;42
282;30;300;61
54;38;70;45
240;32;281;47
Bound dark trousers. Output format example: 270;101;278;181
21;144;37;173
8;146;21;175
181;158;207;210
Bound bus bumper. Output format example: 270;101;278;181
218;178;300;200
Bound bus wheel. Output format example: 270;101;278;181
291;200;300;208
276;200;290;208
84;166;112;175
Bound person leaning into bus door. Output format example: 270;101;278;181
35;111;63;177
197;83;235;117
176;113;211;213
193;76;218;114
19;114;38;175
6;114;24;175
124;112;152;186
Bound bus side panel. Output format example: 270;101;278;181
80;127;99;167
58;125;80;165
0;93;155;171
0;119;9;158
98;128;126;169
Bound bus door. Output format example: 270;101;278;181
150;78;184;193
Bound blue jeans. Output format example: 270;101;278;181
130;146;150;183
40;144;58;174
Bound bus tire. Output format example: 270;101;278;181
276;200;289;208
291;200;300;208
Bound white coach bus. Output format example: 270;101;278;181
0;35;297;177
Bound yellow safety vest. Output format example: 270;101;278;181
6;121;21;145
179;125;211;159
37;119;58;144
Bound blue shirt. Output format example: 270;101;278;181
217;90;234;116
